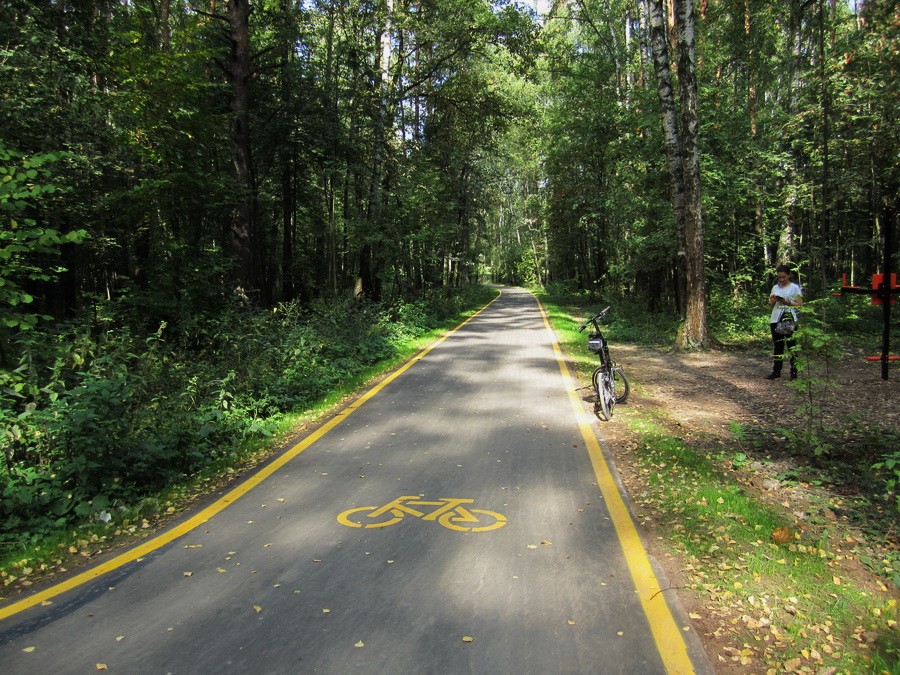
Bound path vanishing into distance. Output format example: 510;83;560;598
0;288;712;674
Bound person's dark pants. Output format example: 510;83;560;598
770;323;797;376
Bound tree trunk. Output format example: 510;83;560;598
159;0;171;51
818;0;832;291
280;143;296;302
227;0;256;294
644;0;687;317
324;0;339;294
360;0;395;301
746;0;768;268
674;0;709;348
279;0;296;301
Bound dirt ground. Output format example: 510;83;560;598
596;343;900;672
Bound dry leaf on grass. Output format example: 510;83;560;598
771;526;792;544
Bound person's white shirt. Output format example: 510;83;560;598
770;282;802;323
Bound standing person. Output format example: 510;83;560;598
765;264;803;380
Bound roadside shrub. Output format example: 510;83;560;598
872;449;900;512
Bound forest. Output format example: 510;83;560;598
1;0;897;548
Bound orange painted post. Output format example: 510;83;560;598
871;273;897;306
835;208;897;380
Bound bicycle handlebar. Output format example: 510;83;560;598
578;306;611;332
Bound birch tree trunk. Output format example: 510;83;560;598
644;0;687;316
674;0;709;348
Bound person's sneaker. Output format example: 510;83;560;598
764;372;781;380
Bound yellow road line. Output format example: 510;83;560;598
0;291;502;622
537;298;696;675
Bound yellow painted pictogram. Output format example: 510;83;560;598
338;496;507;532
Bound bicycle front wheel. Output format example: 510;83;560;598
594;368;613;421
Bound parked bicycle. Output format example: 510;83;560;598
578;307;629;421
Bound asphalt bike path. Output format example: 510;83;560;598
0;288;711;674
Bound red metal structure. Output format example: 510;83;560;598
833;209;898;380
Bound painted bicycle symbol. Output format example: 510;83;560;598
337;496;507;533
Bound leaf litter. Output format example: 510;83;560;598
597;345;900;673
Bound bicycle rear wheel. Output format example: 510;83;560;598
591;366;602;397
613;367;630;404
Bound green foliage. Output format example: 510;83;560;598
782;311;843;459
708;281;770;344
0;142;88;335
872;450;900;512
541;286;678;347
782;296;897;461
